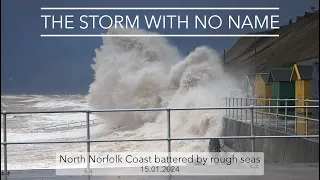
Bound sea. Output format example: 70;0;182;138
1;28;243;170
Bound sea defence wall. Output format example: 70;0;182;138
222;117;319;163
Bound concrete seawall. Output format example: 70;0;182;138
222;117;319;163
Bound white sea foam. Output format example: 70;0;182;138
31;100;87;109
88;28;243;151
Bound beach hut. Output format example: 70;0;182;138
244;74;256;98
311;62;319;119
254;73;272;105
268;68;295;106
290;64;313;113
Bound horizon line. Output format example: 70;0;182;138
41;7;280;10
40;34;280;37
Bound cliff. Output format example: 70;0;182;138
224;11;319;76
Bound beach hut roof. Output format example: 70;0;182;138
298;65;313;80
254;73;272;84
260;73;271;84
269;68;293;82
291;64;313;81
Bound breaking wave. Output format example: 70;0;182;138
88;28;243;151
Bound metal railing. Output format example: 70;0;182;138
224;97;320;135
1;105;319;179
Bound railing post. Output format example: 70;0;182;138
250;106;255;153
167;108;172;179
245;98;248;122
285;99;288;132
305;100;309;135
167;108;171;153
261;99;264;126
295;99;297;135
1;112;9;180
276;99;279;130
268;98;271;128
229;98;231;118
232;98;235;118
236;98;239;120
225;97;228;117
85;111;91;175
255;99;258;124
240;98;243;121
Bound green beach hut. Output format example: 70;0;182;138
268;68;296;106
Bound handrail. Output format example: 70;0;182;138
2;135;319;145
1;103;319;179
223;97;319;135
224;97;320;102
1;105;318;114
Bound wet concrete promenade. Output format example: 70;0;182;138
1;163;319;180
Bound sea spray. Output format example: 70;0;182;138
89;28;180;129
88;27;243;151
